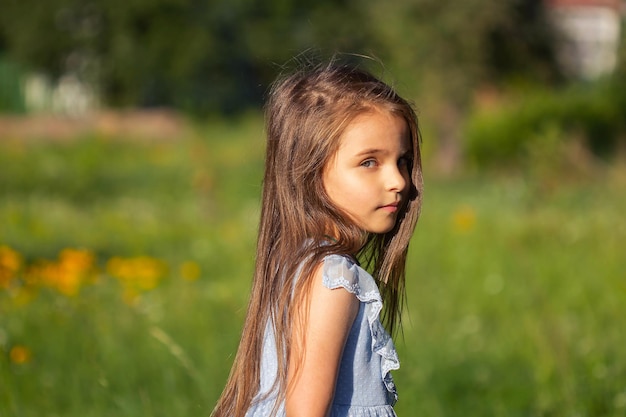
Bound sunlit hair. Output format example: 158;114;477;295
212;60;423;417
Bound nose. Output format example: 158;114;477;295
386;165;408;194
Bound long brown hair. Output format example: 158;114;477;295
211;60;423;417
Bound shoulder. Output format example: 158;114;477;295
320;254;360;292
319;254;380;305
306;255;360;322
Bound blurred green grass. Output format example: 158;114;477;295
1;115;625;416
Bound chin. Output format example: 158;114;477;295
369;224;396;234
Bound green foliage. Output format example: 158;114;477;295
0;0;373;113
397;177;626;416
366;0;560;105
465;80;626;169
0;0;561;113
1;119;625;416
0;56;25;113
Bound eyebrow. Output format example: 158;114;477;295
355;148;412;157
355;148;385;157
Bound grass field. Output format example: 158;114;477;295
1;115;625;416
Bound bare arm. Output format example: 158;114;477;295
285;262;359;417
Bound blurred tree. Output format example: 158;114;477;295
484;0;562;85
366;0;560;103
0;0;372;113
0;0;73;79
0;0;562;117
364;0;561;173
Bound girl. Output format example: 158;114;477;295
212;60;423;417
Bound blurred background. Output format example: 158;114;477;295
1;0;625;416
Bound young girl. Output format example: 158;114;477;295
212;61;423;417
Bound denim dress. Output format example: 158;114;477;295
245;254;400;417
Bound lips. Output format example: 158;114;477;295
379;202;400;213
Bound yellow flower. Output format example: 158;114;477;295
59;249;95;278
29;248;96;296
57;248;96;295
9;345;32;364
179;261;201;281
0;245;22;289
452;205;476;233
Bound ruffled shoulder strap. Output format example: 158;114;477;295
321;254;400;404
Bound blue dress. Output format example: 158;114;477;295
245;254;400;417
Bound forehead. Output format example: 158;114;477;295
337;109;410;153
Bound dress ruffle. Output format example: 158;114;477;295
322;254;400;405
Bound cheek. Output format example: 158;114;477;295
322;160;341;197
323;177;343;207
323;171;351;210
328;176;365;213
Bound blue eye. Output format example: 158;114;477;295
361;159;377;168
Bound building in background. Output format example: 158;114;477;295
24;73;98;116
546;0;623;80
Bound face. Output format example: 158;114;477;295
323;108;412;235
